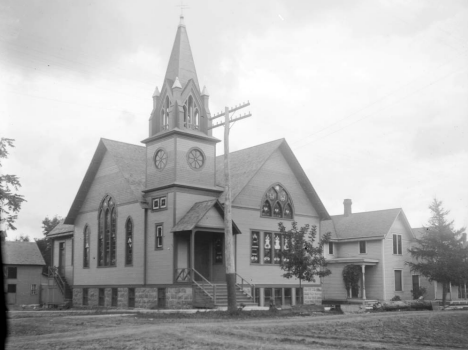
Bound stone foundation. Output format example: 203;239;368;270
72;286;193;309
304;286;322;304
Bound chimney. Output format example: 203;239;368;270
343;199;352;217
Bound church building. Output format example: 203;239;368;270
48;16;330;309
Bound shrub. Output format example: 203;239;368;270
391;295;401;301
411;287;427;300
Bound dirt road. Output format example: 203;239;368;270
6;310;468;349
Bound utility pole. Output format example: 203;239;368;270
209;102;251;312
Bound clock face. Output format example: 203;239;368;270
187;148;204;169
154;149;168;170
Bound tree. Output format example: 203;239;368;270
278;221;331;304
407;199;467;306
36;215;62;269
14;234;30;242
0;138;26;231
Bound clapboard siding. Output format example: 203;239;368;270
73;202;145;286
322;265;348;299
80;151;137;213
382;213;413;300
233;206;320;285
53;238;74;283
234;149;318;217
175;136;216;187
146;137;176;189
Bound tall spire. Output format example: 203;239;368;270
164;16;200;90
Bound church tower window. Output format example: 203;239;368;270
154;148;168;170
161;97;170;130
98;195;117;267
187;148;205;170
83;225;90;268
125;218;133;266
260;184;294;219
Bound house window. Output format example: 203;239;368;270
412;275;420;294
254;288;260;306
274;288;282;306
263;232;272;264
260;184;294;219
7;284;16;293
7;267;17;279
157;288;166;308
83;226;90;268
328;242;334;255
152;195;167;211
128;288;135;308
125;218;133;265
214;238;223;264
251;232;259;263
155;224;163;249
83;288;89;306
31;284;37;295
395;270;403;291
284;288;292;306
98;288;105;306
393;234;402;255
264;288;273;306
184;95;199;130
98;195;117;267
359;241;366;254
111;288;118;307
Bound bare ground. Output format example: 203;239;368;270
6;310;468;349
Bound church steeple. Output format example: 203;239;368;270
164;15;200;90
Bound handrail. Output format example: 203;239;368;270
235;272;256;302
192;268;217;304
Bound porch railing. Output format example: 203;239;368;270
235;272;256;302
174;268;192;283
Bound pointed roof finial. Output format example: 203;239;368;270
172;77;182;89
152;86;160;97
179;14;185;27
201;86;209;96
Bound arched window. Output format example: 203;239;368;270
161;97;170;130
83;225;90;268
125;218;133;265
184;95;200;130
260;184;294;219
98;195;117;267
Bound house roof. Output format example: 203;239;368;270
47;220;74;238
164;16;200;90
64;138;146;224
3;242;46;266
215;139;330;220
322;208;409;240
171;199;241;234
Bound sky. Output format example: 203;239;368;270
1;0;467;241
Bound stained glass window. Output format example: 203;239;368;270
261;184;294;219
98;195;117;267
83;225;90;268
214;238;223;264
251;232;259;263
126;218;133;265
264;232;272;264
274;234;282;264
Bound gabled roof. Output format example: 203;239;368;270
47;219;74;238
3;242;46;266
215;139;330;220
171;199;241;234
164;16;200;90
64;139;145;225
322;208;413;240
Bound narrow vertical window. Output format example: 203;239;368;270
194;109;199;129
98;288;105;306
30;284;37;295
83;226;90;268
359;241;366;254
128;288;135;307
397;235;402;255
273;202;282;218
157;288;166;308
284;288;292;306
155;224;163;249
126;218;133;265
328;242;334;255
251;231;259;263
111;288;118;307
393;234;397;254
214;238;223;264
98;195;117;267
264;232;272;264
273;233;282;264
395;270;403;291
274;288;282;306
83;288;89;306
